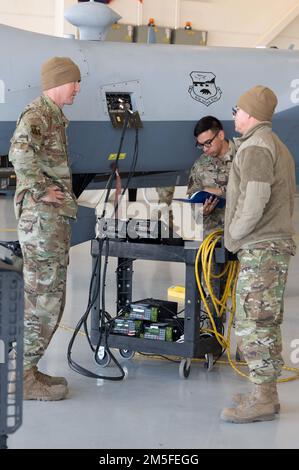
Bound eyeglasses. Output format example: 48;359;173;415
232;106;239;117
195;130;220;150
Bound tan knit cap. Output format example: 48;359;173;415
41;57;81;91
237;85;278;122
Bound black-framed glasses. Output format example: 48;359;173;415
195;130;220;150
232;106;239;117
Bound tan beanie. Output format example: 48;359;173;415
41;57;81;91
237;85;278;122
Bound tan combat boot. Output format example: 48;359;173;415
23;367;68;401
232;382;280;414
32;366;68;387
221;383;277;423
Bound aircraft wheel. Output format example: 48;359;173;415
179;358;191;379
119;349;135;360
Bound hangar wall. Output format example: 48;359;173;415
1;0;299;49
0;0;55;34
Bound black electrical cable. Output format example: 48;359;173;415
100;110;131;220
137;352;181;364
67;240;126;380
92;123;140;369
67;255;104;378
93;126;139;369
94;238;124;370
145;302;185;334
112;127;139;218
67;110;139;380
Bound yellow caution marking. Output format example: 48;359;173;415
108;153;126;161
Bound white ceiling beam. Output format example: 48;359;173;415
254;1;299;47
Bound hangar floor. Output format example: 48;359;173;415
1;189;299;450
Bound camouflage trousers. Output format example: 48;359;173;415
18;207;71;370
235;242;294;384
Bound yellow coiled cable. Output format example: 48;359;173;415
195;230;299;383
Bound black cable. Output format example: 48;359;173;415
67;240;126;380
116;258;136;271
92;117;140;376
67;112;138;381
92;125;140;370
67;255;104;376
67;116;129;378
112;127;139;218
137;352;181;364
94;238;127;372
100;110;131;220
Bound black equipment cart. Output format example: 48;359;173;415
90;235;224;378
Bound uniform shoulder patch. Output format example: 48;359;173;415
31;125;42;137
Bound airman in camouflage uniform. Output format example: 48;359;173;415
222;86;296;423
186;117;236;325
155;117;235;236
9;57;81;400
187;139;235;235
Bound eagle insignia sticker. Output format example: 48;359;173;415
188;72;222;106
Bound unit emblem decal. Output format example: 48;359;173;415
188;71;222;106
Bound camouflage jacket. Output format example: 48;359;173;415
187;140;236;232
9;95;77;219
225;122;296;253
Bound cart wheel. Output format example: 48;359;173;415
119;349;135;360
96;347;111;367
179;358;191;379
204;353;214;371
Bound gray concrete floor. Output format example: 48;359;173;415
1;190;299;449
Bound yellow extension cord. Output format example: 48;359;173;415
196;229;299;383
